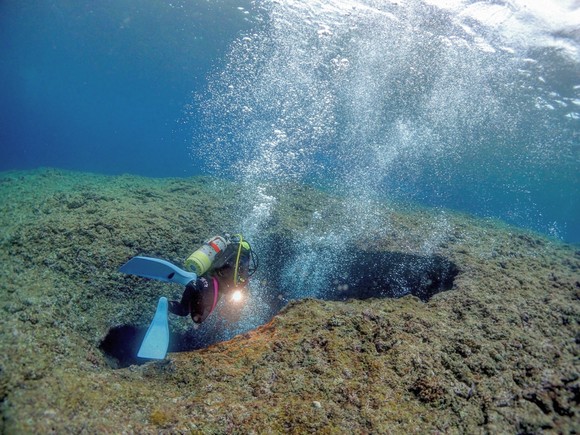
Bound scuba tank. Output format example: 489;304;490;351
184;235;228;275
184;233;258;280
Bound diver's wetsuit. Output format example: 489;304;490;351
168;277;219;323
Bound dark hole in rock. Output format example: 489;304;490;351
259;235;459;308
329;251;457;302
100;235;459;368
99;325;145;369
99;325;197;369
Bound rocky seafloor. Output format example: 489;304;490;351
0;168;578;434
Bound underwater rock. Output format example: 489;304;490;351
0;169;578;433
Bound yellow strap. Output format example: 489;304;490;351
233;233;244;285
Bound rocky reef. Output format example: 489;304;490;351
0;168;578;433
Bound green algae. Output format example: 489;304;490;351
0;168;578;433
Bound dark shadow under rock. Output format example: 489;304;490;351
326;251;458;302
258;234;459;311
99;325;197;368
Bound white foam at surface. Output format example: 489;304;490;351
459;2;513;28
422;0;580;60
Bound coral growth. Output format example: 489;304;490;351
0;169;578;433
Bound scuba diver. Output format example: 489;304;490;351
168;235;255;324
119;234;258;360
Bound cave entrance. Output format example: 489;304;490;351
100;237;458;368
328;251;458;302
258;236;459;311
99;325;198;369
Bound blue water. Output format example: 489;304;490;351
0;0;253;176
1;0;579;243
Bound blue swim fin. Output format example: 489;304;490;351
138;297;170;360
120;256;197;285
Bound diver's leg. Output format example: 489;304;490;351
168;300;188;316
168;284;195;316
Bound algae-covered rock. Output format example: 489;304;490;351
0;168;578;433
